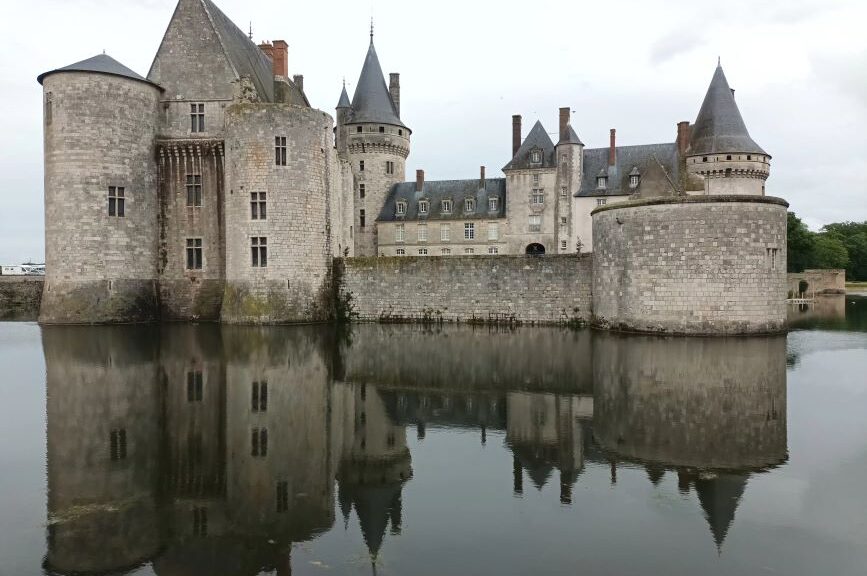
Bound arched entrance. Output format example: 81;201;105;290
525;243;545;255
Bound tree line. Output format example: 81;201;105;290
787;212;867;281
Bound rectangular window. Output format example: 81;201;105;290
252;381;268;412
464;222;475;240
396;201;407;215
418;200;429;214
108;186;125;217
488;197;498;211
561;240;568;250
186;174;202;207
275;136;287;166
488;246;499;254
359;160;364;171
418;224;427;242
395;224;405;242
359;184;365;199
386;161;394;175
465;198;475;213
441;248;451;255
276;481;289;513
441;199;453;214
597;198;607;206
488;222;499;241
561;186;567;197
464;248;475;255
440;224;450;242
251;427;268;457
251;237;267;267
529;215;541;232
187;370;203;401
561;217;567;225
192;507;208;536
533;173;540;185
360;209;366;228
250;192;266;220
531;190;544;205
186;238;203;270
418;248;428;255
45;93;53;125
190;103;205;133
396;248;406;256
109;428;127;461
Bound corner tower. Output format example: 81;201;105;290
339;29;411;256
686;63;771;195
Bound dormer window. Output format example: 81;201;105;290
530;150;542;164
597;176;607;189
629;175;639;188
465;198;475;213
441;199;453;214
488;197;498;212
396;200;407;215
418;199;429;215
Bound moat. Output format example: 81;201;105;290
0;296;865;576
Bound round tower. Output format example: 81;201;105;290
686;63;771;196
343;33;411;257
38;54;161;323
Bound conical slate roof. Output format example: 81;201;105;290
559;124;584;146
348;38;406;128
689;64;766;156
503;120;557;170
694;474;748;551
37;53;161;89
337;84;351;108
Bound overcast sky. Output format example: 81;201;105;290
1;0;865;262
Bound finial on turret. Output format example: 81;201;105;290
248;22;253;40
370;17;374;43
717;56;721;67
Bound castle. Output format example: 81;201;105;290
37;0;787;333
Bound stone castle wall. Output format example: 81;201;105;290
220;104;334;323
40;72;161;324
787;269;846;295
0;277;44;320
339;254;592;325
592;196;788;334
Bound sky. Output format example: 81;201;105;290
1;0;865;263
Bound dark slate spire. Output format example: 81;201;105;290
689;64;767;156
37;53;161;89
560;124;584;146
694;474;749;552
348;34;406;128
337;81;351;108
503;120;556;170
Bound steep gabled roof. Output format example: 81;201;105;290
503;121;556;171
348;39;406;128
37;53;162;90
688;64;766;157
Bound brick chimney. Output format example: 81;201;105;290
258;41;273;60
271;40;288;77
676;121;691;156
389;73;401;116
292;74;304;92
512;115;522;156
480;166;486;189
559;107;570;142
416;169;424;192
609;129;617;167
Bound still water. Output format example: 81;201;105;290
0;296;865;576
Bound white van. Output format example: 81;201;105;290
1;266;26;276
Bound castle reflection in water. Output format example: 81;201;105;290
43;324;788;574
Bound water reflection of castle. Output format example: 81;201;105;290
43;324;788;574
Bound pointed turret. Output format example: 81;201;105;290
686;63;771;196
348;36;406;128
337;83;351;109
694;474;749;552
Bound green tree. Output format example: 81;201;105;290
823;222;867;281
811;234;849;270
787;212;815;272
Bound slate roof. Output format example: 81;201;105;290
503;121;557;171
348;39;406;128
37;53;162;89
200;0;275;102
337;84;351;108
559;124;584;146
688;65;767;156
377;178;507;223
575;143;680;197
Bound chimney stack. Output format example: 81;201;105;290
609;129;617;167
293;74;304;92
480;166;486;189
559;107;570;142
676;121;691;156
389;73;401;117
416;169;424;192
512;115;522;156
270;40;288;77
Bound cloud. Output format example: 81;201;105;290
650;30;706;66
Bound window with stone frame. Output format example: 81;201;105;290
418;224;428;242
464;222;475;240
561;217;567;226
597;176;607;189
629;174;640;188
359;160;365;171
252;381;268;412
186;238;203;270
440;224;450;242
251;427;268;457
560;186;567;197
396;248;406;255
190;103;205;133
359;183;365;199
441;199;453;214
464;198;476;213
395;224;405;243
597;198;607;206
360;209;366;228
464;247;475;254
488;197;498;211
531;150;541;164
386;161;395;175
250;192;266;220
488;246;499;254
531;189;544;205
529;215;541;232
275;136;287;166
418;199;429;215
108;186;125;217
45;92;53;125
251;237;267;267
561;240;568;250
533;173;540;184
186;174;202;207
441;248;451;255
396;200;407;215
418;248;428;255
488;222;499;241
